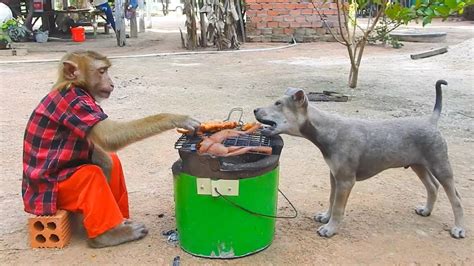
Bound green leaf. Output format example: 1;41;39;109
422;15;432;26
357;0;369;10
435;6;452;16
445;0;458;9
415;0;422;8
424;8;434;16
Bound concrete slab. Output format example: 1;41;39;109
390;30;447;43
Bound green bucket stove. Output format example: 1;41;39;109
172;130;284;258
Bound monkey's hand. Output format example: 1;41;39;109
174;116;201;134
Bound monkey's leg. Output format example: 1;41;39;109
57;163;147;248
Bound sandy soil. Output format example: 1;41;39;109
0;15;473;265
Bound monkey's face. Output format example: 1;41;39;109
86;59;114;102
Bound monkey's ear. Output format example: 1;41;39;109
63;60;80;80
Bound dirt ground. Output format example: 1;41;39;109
0;15;473;265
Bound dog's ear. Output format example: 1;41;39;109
285;87;308;107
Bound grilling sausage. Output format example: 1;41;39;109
197;123;272;157
177;121;238;134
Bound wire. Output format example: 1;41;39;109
0;42;298;65
214;187;298;219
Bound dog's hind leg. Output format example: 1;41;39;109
411;165;439;217
428;162;465;239
317;177;355;238
314;172;335;224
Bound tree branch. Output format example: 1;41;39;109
312;1;347;45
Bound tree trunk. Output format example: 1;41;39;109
348;65;359;88
115;0;127;46
200;12;207;47
139;0;145;33
146;0;152;28
130;9;138;38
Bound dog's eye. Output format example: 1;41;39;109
275;101;282;106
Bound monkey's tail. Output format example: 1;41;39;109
430;80;447;124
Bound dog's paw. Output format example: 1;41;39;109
415;206;431;217
317;224;337;238
450;227;466;239
314;212;330;224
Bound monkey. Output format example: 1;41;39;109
22;50;200;248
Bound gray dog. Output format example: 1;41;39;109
254;80;465;239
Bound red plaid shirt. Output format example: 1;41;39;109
22;85;108;215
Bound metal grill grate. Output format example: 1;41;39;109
174;129;272;153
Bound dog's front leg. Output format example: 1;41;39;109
317;177;355;238
315;172;336;224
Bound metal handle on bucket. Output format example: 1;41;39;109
224;107;244;126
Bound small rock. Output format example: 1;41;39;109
416;229;428;236
172;256;180;266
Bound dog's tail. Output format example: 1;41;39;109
430;80;447;123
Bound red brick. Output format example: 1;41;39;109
306;15;320;22
262;3;273;9
252;16;262;22
273;3;285;9
290;22;300;27
283;15;295;22
245;0;257;2
246;10;257;16
301;22;312;27
289;10;301;16
279;21;290;27
323;10;338;15
257;10;267;15
28;210;71;248
249;4;262;10
256;22;267;29
273;28;284;34
284;28;295;34
272;16;284;22
268;21;279;28
286;3;297;9
262;16;273;22
312;21;323;27
268;10;280;16
295;16;306;23
301;8;313;15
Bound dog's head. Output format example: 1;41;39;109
254;88;309;137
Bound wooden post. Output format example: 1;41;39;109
199;11;207;47
138;0;145;33
235;0;245;43
62;0;68;10
146;0;152;28
130;9;138;38
115;0;126;46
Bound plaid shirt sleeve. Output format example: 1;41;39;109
59;94;108;138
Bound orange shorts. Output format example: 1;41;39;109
57;154;129;238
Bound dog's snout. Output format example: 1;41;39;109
254;108;260;114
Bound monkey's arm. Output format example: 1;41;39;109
89;113;199;152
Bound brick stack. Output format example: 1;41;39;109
28;210;72;248
245;0;340;42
